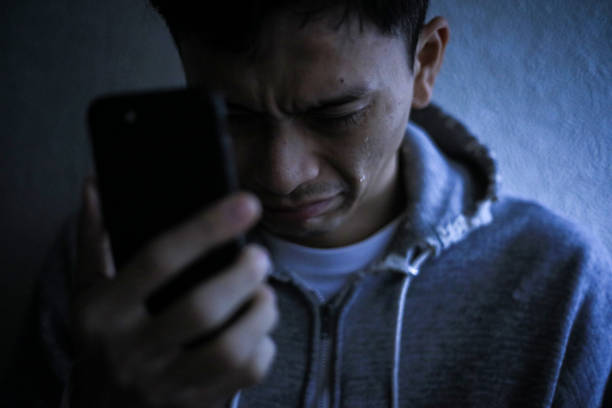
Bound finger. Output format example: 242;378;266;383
245;335;277;384
75;177;116;294
136;245;271;353
117;192;261;299
159;284;278;390
111;245;270;391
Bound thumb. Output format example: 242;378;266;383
75;177;116;294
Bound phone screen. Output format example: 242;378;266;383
88;88;244;314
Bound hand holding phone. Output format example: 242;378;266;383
88;89;246;314
70;89;278;407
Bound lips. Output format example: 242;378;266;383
263;196;340;221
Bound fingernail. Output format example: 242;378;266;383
258;248;271;272
252;246;272;277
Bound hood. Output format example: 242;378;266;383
380;104;500;273
371;104;500;408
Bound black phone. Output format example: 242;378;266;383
88;88;245;315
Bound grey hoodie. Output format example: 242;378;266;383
22;105;612;407
231;106;612;407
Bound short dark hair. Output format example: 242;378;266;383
149;0;429;65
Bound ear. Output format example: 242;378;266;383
411;17;450;109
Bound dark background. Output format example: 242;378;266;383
1;0;610;386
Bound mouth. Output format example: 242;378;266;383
263;195;341;222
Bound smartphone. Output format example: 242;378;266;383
88;88;245;315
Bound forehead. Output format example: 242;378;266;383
178;11;409;106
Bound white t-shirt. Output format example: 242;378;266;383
261;214;403;302
260;215;402;407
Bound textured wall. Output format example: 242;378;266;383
1;0;610;379
429;0;612;250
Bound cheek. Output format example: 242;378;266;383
355;103;407;188
323;128;374;192
323;136;389;205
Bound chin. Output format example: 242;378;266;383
260;210;349;243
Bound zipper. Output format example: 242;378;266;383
316;302;335;408
312;277;360;408
300;277;362;408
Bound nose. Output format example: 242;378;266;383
254;121;319;197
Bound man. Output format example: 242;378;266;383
28;0;611;407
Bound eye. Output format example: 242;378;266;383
314;106;369;129
327;111;361;126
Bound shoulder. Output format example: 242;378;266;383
486;196;612;276
38;210;79;325
476;197;612;404
454;195;612;311
487;197;612;405
6;211;80;407
490;196;589;246
36;211;80;401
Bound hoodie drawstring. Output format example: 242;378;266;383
231;245;432;408
391;246;432;408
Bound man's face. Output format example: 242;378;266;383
178;11;417;247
